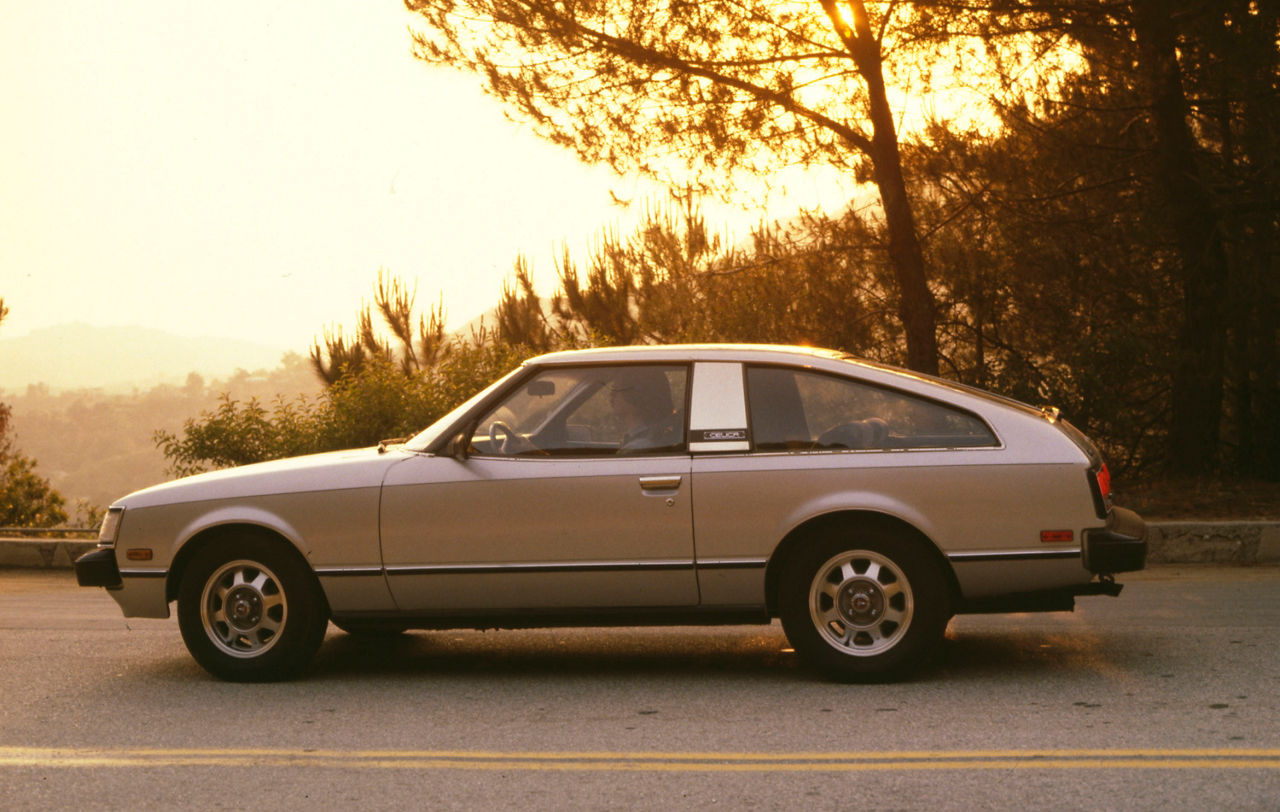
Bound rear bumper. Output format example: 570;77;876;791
75;547;122;588
1084;506;1147;574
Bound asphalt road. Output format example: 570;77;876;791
2;565;1278;809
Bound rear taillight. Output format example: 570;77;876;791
1090;464;1113;518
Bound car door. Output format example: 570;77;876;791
379;363;697;612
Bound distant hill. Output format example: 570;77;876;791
0;323;296;393
5;350;322;511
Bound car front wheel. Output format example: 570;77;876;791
177;537;328;682
779;529;949;682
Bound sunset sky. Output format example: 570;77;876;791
1;1;856;362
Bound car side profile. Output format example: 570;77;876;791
76;344;1146;682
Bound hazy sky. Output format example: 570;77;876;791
1;1;854;356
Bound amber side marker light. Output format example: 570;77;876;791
125;549;153;561
1040;530;1074;543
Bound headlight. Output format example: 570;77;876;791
98;507;125;547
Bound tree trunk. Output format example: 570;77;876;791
1132;0;1230;475
866;76;941;376
1234;1;1280;480
843;3;940;376
1253;292;1280;479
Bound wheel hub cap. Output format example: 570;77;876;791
807;549;915;657
837;580;884;627
200;560;287;658
225;586;263;630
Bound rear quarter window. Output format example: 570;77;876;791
746;366;998;452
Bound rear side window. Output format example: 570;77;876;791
746;366;997;452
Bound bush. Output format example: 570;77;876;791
156;337;535;477
0;451;68;527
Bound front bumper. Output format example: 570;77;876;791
1084;506;1147;574
75;547;122;588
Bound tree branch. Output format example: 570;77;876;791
506;0;875;154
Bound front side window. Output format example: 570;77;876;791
470;365;688;457
746;366;997;452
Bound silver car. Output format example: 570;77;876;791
76;344;1146;682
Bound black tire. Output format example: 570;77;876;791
177;535;328;682
778;526;950;683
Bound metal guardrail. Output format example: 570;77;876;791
0;527;98;538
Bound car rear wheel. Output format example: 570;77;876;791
779;528;949;682
177;536;328;682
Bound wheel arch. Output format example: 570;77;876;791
165;522;319;607
763;510;961;617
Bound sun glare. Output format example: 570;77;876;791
834;3;858;33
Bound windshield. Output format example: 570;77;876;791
401;364;525;452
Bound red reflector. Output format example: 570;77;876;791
126;548;153;561
1040;530;1074;543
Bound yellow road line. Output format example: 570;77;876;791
1;747;1278;772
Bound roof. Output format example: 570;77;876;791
527;343;849;366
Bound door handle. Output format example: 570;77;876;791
638;475;683;492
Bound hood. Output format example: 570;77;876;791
116;446;411;509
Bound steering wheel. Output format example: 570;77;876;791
489;420;518;454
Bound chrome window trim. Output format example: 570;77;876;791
467;450;693;462
739;445;1008;458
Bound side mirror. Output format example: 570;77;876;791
445;431;469;461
